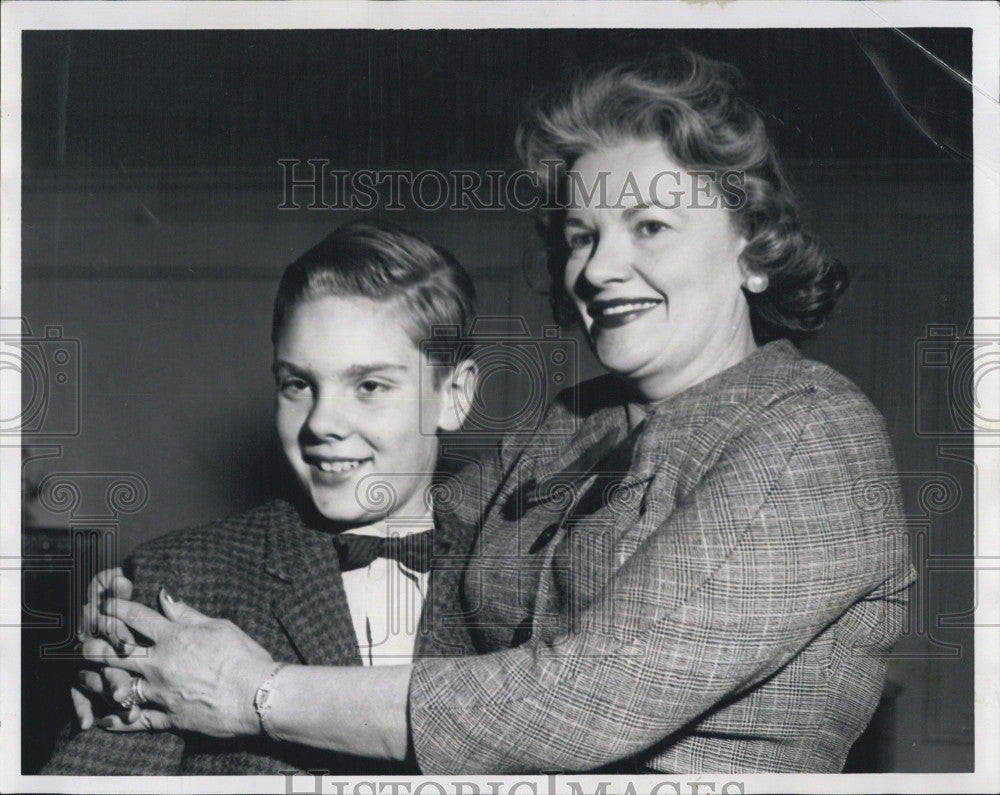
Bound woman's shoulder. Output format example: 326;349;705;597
687;339;882;423
643;341;893;473
706;342;895;477
754;341;887;428
548;342;886;430
546;341;882;417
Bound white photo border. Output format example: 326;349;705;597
2;2;997;793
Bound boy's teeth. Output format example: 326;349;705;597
602;301;659;316
318;460;361;473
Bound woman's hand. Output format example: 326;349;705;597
82;589;276;737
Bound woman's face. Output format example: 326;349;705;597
563;138;757;401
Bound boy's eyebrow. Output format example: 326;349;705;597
271;361;410;378
342;362;410;378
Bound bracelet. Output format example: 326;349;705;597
252;662;288;741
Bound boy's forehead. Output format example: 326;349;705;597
275;295;428;371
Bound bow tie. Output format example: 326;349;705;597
333;530;433;573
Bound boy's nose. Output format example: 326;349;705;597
304;395;353;439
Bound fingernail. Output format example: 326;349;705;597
162;588;176;603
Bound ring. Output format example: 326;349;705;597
132;675;149;706
117;675;147;711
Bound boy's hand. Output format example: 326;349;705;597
81;567;134;646
73;566;141;728
72;666;138;729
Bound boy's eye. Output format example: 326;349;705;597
357;380;390;396
635;220;670;238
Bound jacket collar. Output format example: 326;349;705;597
263;498;470;663
263;500;362;666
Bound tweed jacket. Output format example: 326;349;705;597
409;340;914;774
43;498;475;775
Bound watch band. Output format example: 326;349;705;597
252;662;288;740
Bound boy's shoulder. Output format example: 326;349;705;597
131;499;300;570
122;500;317;610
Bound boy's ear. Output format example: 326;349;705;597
436;358;478;433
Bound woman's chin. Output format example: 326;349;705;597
592;338;657;380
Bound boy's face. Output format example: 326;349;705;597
273;294;464;527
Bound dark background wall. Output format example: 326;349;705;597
18;28;974;773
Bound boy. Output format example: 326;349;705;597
43;220;478;775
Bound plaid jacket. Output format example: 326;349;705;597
42;498;475;775
410;340;914;774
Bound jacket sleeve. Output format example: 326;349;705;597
408;399;912;773
40;547;187;775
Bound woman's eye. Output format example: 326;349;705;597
277;378;309;397
635;220;670;238
565;230;595;251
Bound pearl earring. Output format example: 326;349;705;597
745;274;769;293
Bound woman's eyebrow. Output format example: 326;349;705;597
272;360;308;377
621;203;652;221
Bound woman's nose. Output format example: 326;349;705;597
579;234;632;289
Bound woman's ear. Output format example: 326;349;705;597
436;358;478;432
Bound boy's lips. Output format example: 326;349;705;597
304;455;373;480
587;297;663;329
317;460;363;473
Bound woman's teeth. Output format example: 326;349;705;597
599;300;660;317
318;460;362;473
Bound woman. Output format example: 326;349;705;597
79;48;913;773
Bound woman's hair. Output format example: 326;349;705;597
272;219;476;380
516;47;849;342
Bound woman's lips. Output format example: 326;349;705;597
587;298;663;329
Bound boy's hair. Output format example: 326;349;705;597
272;220;476;382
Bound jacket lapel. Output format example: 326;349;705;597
264;503;362;666
414;517;476;659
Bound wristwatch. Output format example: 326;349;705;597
253;662;288;740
